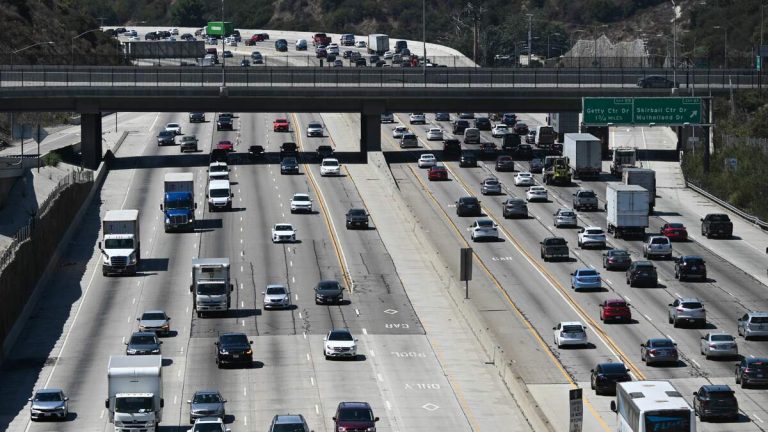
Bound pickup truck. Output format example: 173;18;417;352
540;237;569;262
572;189;598;211
700;213;733;239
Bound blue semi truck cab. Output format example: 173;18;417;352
160;173;196;232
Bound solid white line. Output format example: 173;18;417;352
624;296;632;302
241;301;244;308
299;312;302;319
303;331;307;339
100;409;104;419
294;293;298;300
241;320;245;326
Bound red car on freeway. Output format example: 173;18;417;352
660;222;688;241
599;298;631;323
217;140;234;152
273;118;290;132
428;165;448;181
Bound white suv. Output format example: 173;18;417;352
320;158;341;176
271;223;297;243
643;235;672;260
290;193;313;213
189;417;229;432
578;226;607;249
324;328;357;360
409;113;426;124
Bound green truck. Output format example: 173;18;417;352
206;21;235;37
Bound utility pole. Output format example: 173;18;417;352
422;0;427;75
221;0;226;87
459;3;485;66
671;0;677;87
527;14;533;67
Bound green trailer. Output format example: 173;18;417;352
206;21;234;37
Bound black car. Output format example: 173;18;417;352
456;196;481;217
513;122;529;135
602;249;632;270
210;148;228;164
693;385;738;422
501;113;517;126
435;112;451;121
314;280;345;304
675;255;707;281
590;363;631;395
443;139;461;157
157;130;175;146
637;75;678;88
474;117;492;130
346;208;369;229
736;357;768;388
280;157;299;175
459;150;477;167
240;59;250;67
316;145;334;160
126;331;162;355
354;58;367;67
189;112;205;123
626;261;658;287
280;142;298;159
495;155;515;172
215;332;253;368
216;116;233;131
514;144;533;160
452;119;470;134
222;50;233;58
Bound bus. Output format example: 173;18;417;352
611;381;695;432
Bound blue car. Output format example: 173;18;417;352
571;268;602;291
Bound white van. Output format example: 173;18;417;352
535;125;556;147
463;127;480;144
207;179;232;211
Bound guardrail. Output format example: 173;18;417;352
0;66;764;89
685;179;768;231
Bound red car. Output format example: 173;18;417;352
428;165;448;181
660;222;688;241
217;140;234;152
599;298;631;322
273;118;289;132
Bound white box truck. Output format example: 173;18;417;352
606;183;649;239
610;147;637;176
190;258;233;317
161;173;196;232
106;355;163;432
99;210;140;276
563;133;602;179
623;168;656;213
367;34;389;55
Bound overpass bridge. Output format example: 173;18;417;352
1;66;750;168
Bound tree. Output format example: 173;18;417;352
171;0;206;27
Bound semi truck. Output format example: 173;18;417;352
606;183;649;239
99;210;140;276
190;258;233;317
623;168;656;213
542;156;572;185
106;355;163;432
563;133;602;180
610;147;637;176
367;34;389;55
160;173;196;232
206;21;234;38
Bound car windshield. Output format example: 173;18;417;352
104;238;134;249
130;335;157;345
322;161;339;167
209;188;230;198
484;180;499;186
610;250;629;258
578;191;595;198
650;238;668;244
218;141;232;146
607;301;627;307
563;325;584;333
477;220;494;227
329;331;353;341
429;128;440;133
167;123;179;128
165;197;192;210
338;408;374;421
159;131;173;137
193;393;222;404
293;195;310;202
141;312;166;321
681;302;703;309
559;211;574;217
193;424;224;432
35;392;63;402
710;334;734;342
196;282;227;295
461;198;478;204
651;339;674;347
210;165;227;173
266;286;286;295
636;263;655;269
708;391;735;399
683;257;704;265
220;334;248;345
115;396;154;413
668;223;685;228
518;173;531;177
578;270;598;277
585;229;603;235
309;123;322;129
546;238;566;245
275;225;293;231
751;317;768;324
271;423;306;432
348;209;366;216
421;155;435;160
317;281;341;292
531;187;545;192
601;363;627;374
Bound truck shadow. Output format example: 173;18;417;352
140;258;170;273
196;219;223;230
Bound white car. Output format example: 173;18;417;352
290;193;313;213
383;50;394;59
577;226;607;249
271;223;297;243
417;154;437;168
526;186;548;202
409;113;426;124
468;218;498;241
355;40;367;48
263;284;291;309
426;128;443;141
643;235;672;259
208;162;229;181
553;321;588;348
491;124;509;137
514;171;534;186
188;417;229;432
320;158;341;176
392;126;409;138
327;43;340;55
165;122;182;135
324;328;358;360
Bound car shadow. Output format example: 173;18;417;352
573;287;609;293
647;359;688;368
706;354;742;362
196;219;224;230
141;258;170;272
229;309;259;318
223;414;236;424
603;319;639;325
559;343;597;350
251;361;265;369
653;211;682;216
160;330;179;338
162;358;173;367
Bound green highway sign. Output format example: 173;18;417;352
583;97;703;126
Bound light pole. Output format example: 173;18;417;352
11;41;55;66
713;25;727;68
547;32;561;60
422;0;426;75
670;0;677;86
527;14;533;67
221;0;226;87
72;28;102;66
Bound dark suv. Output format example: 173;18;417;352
693;385;738;422
280;157;299;175
590;362;631;395
268;414;310;432
674;255;707;281
215;333;253;368
345;208;369;229
736;357;768;388
157;130;175;146
474;117;491;130
333;402;379;432
456;196;481;217
459;150;477;167
316;145;334;160
626;261;657;287
452;119;469;134
216;116;233;131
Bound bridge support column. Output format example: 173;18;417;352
360;109;382;163
81;113;102;170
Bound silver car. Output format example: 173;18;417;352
553;208;577;228
481;177;502;195
188;390;226;423
137;310;171;336
700;332;738;359
668;297;706;328
641;338;679;365
263;284;291;309
737;311;768;339
643;235;673;260
29;388;68;421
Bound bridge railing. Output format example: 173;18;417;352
0;66;763;89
